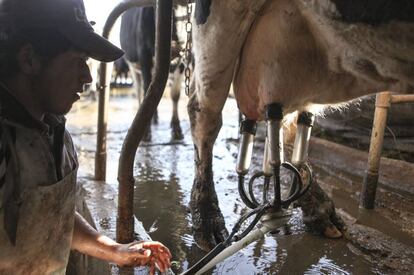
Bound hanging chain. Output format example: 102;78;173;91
184;0;193;96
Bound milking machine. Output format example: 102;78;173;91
289;111;315;202
236;119;258;208
182;106;315;275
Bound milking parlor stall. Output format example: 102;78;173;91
65;0;414;274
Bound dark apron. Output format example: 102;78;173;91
0;122;78;275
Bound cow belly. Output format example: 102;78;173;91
295;0;414;88
233;0;385;121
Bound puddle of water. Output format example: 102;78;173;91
315;168;414;248
67;91;386;274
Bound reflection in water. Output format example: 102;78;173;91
305;256;350;275
131;130;376;274
133;145;197;274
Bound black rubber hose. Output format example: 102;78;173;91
281;163;313;207
248;171;265;207
280;162;302;206
263;176;270;203
293;163;313;200
273;166;281;210
182;204;270;275
282;176;300;209
182;242;227;275
235;204;271;240
238;174;257;209
227;204;268;242
283;162;301;200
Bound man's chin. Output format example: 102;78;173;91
51;104;73;116
63;106;73;115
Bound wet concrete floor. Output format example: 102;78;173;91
67;89;414;274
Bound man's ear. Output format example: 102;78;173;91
17;44;42;75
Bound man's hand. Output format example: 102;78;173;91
72;212;171;274
114;241;172;274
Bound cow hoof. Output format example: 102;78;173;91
171;126;183;141
192;217;228;251
152;113;159;125
170;119;183;140
172;130;184;141
324;225;343;239
295;176;345;238
191;207;229;251
143;130;151;142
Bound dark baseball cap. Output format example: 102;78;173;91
0;0;124;62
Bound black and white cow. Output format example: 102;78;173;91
112;56;130;87
188;0;414;250
120;6;184;140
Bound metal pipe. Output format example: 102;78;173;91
265;103;283;209
193;210;292;275
263;132;285;175
262;137;272;177
360;92;391;209
117;0;173;243
95;0;156;181
236;120;257;175
236;120;258;209
266;120;282;167
291;112;314;167
95;62;112;181
265;103;284;167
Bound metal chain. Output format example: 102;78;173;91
184;0;193;96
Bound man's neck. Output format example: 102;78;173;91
1;77;45;121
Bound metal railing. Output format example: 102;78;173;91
360;91;414;209
94;1;174;274
116;0;173;244
93;0;172;249
95;0;156;181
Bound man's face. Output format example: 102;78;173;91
33;49;92;115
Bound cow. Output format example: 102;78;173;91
188;0;414;250
120;6;184;141
112;56;130;87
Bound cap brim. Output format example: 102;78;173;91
63;28;124;62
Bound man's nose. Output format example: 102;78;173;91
81;62;93;85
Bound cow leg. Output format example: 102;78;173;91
188;93;228;251
294;175;345;238
127;62;143;104
122;72;127;86
189;0;268;250
170;68;183;140
135;71;143;103
291;112;345;238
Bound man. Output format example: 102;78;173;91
0;0;171;274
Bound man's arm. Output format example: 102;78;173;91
71;212;171;273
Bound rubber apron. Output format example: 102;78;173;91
0;122;78;275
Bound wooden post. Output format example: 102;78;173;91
360;92;391;209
